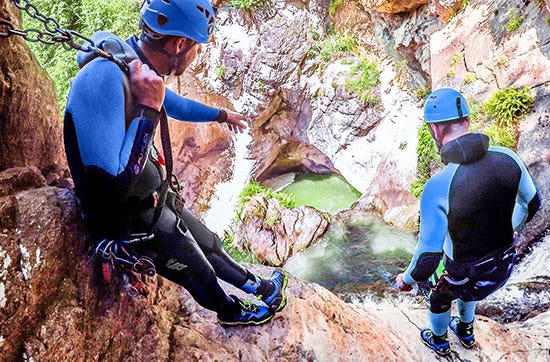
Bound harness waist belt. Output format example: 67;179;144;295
444;244;516;279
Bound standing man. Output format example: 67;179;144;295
395;88;541;355
64;0;287;326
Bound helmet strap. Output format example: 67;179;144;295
139;24;196;75
456;97;464;119
428;124;443;151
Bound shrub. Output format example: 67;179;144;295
23;0;141;113
414;85;431;100
215;65;227;80
462;72;477;85
483;87;534;127
316;31;357;62
484;123;517;149
411;123;441;199
221;231;260;263
345;59;380;105
504;12;524;32
236;180;295;219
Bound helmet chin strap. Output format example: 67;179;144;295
139;31;195;76
428;124;445;152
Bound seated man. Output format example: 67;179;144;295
64;0;287;326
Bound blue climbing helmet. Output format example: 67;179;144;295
140;0;216;43
424;88;470;123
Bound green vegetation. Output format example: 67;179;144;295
447;0;471;21
345;59;380;105
315;31;357;62
462;72;477;85
414;85;431;100
495;54;510;69
410;123;441;199
229;0;271;10
22;0;141;113
466;98;483;126
215;64;227;80
221;231;260;263
482;87;533;149
504;12;524;32
329;0;343;16
256;80;266;93
484;124;518;149
236;180;295;219
446;50;463;78
281;174;361;213
483;87;534;127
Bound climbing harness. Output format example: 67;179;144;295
95;234;156;298
0;0;129;73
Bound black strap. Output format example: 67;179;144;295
149;107;173;227
159;107;173;178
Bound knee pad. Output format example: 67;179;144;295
430;292;454;314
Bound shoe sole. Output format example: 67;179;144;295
420;330;451;356
449;317;476;349
269;271;288;312
218;313;274;327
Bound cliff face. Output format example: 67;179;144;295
0;0;64;179
1;0;549;360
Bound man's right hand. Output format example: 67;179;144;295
395;273;413;292
128;60;165;111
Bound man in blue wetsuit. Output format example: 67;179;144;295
63;0;287;326
395;88;541;355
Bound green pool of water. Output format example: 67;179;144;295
285;216;416;290
281;173;361;213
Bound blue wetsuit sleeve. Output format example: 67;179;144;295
164;88;220;122
402;170;452;285
490;147;542;230
66;58;158;189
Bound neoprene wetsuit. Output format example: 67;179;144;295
402;133;541;310
63;32;259;315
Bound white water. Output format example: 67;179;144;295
203;130;254;236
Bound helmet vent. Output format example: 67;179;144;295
157;13;169;26
161;0;170;3
196;5;210;19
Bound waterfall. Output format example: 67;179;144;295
203;130;254;235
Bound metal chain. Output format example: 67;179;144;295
1;0;129;73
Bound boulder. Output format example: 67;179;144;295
233;194;329;266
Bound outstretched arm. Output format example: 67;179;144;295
164;89;247;134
